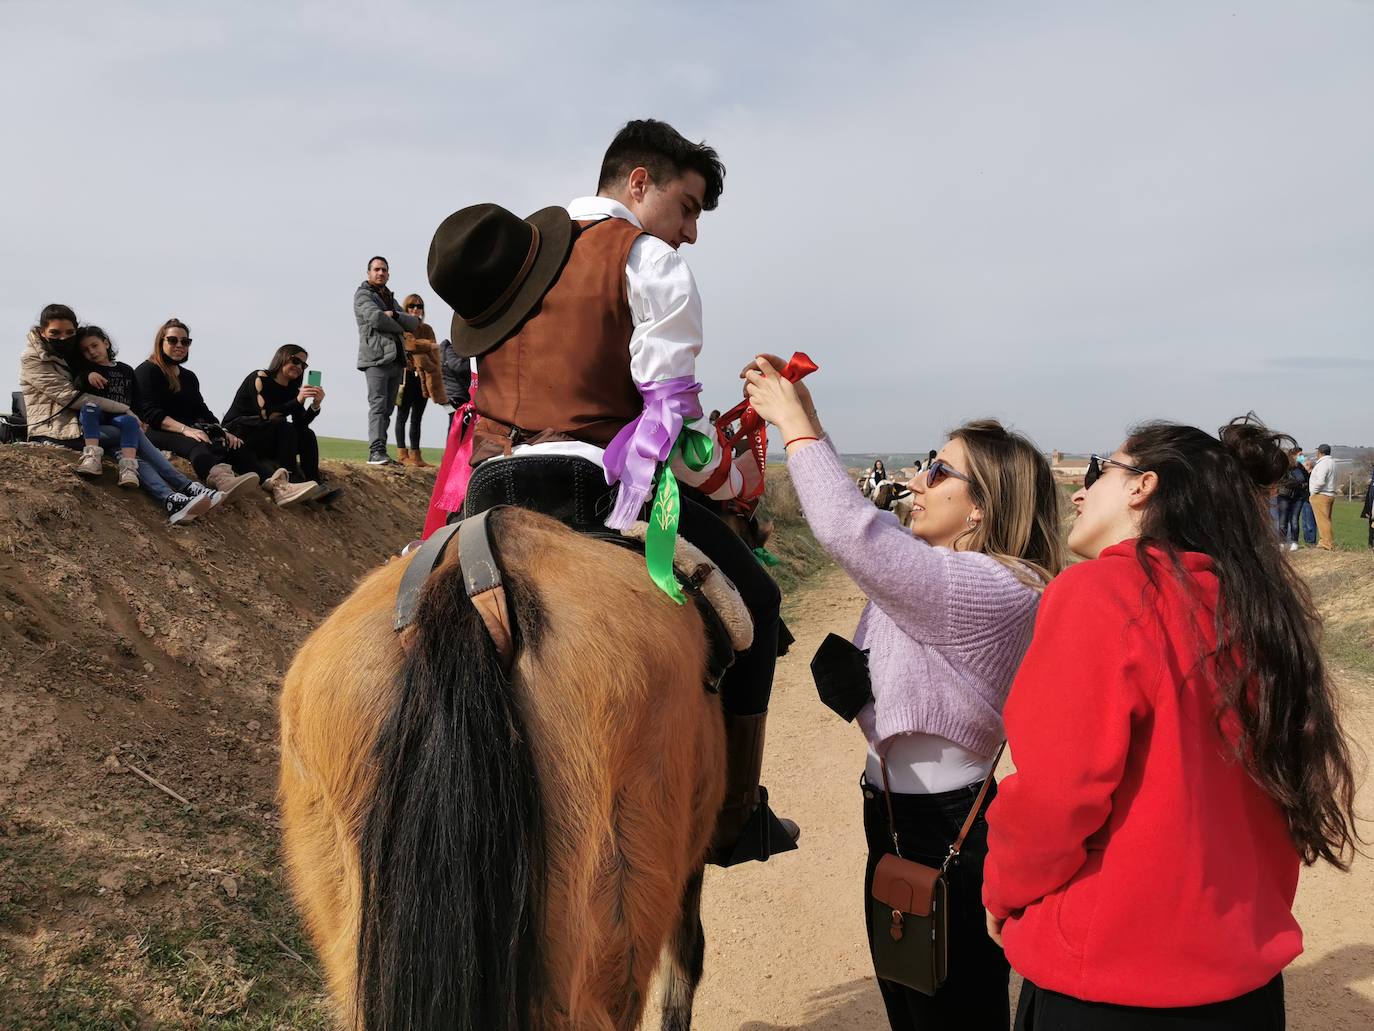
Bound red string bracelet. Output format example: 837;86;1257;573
784;435;820;448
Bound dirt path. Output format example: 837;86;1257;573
672;565;1374;1030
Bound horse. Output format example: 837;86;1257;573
872;480;915;528
278;505;729;1030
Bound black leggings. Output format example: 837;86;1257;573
395;370;427;450
863;779;1008;1031
228;419;319;482
1015;976;1284;1030
145;428;268;482
677;490;781;716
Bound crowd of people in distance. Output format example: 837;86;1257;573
17;304;339;524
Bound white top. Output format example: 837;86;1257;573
476;196;742;501
866;733;995;794
1309;455;1337;496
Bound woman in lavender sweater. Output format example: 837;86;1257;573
745;357;1065;1030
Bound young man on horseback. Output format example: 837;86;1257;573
426;118;797;866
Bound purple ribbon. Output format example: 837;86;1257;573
602;376;703;530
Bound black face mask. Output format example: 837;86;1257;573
810;633;873;723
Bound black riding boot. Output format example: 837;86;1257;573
707;711;800;867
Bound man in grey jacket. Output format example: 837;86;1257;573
355;255;420;465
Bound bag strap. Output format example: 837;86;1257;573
878;742;1006;871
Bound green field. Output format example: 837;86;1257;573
316;436;446;466
1330;498;1371;551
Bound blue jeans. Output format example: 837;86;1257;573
1300;501;1317;545
80;404;140;450
96;426;195;504
1277;494;1303;544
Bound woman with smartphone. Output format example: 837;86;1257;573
222;345;336;505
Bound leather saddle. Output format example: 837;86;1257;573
395;455;740;688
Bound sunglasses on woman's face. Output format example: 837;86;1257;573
926;458;971;488
1084;453;1147;490
406;304;424;311
287;357;309;369
164;336;191;346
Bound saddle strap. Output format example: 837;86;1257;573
393;508;515;672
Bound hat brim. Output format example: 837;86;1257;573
450;206;575;359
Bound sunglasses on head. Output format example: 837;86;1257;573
1084;453;1147;489
926;458;971;488
164;335;191;346
287;356;309;369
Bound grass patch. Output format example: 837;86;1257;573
758;466;831;599
317;435;444;465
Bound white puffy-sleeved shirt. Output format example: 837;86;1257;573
478;196;743;501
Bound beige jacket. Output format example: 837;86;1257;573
18;330;130;441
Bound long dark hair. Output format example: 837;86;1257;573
356;510;547;1029
1124;414;1359;868
266;344;307;378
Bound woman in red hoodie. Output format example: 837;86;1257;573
983;415;1360;1030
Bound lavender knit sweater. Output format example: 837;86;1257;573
787;440;1042;758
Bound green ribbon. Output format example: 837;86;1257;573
752;546;780;567
646;427;714;604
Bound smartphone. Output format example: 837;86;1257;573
307;371;322;388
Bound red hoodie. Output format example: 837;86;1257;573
982;541;1302;1007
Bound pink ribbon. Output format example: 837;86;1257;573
422;400;478;539
602;376;703;530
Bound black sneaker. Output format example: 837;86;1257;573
186;481;226;509
305;483;344;505
366;451;392;466
165;491;213;526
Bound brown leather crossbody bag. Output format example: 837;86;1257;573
868;743;1004;996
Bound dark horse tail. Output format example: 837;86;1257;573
356;540;546;1031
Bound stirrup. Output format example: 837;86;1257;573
708;787;799;868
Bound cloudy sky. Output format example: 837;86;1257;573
5;0;1371;454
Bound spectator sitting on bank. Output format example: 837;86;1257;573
18;303;129;450
438;337;472;430
354;256;421;466
221;345;333;507
394;293;448;467
68;326;219;524
134;319;264;503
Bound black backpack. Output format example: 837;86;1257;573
0;392;26;444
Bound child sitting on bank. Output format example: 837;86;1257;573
69;326;219;525
68;326;142;486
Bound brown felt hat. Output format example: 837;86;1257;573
427;203;575;358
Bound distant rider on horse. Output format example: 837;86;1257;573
425;118;798;866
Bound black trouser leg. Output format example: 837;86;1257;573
395;371;422;449
295;422;320;481
1015;975;1284;1030
862;779;1009;1031
232;421;299;478
676;492;780;716
408;395;428;450
145;429;244;481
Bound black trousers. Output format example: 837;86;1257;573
677;489;780;716
228;419;319;482
862;779;1008;1031
1015;976;1284;1030
145;428;268;481
395;370;427;450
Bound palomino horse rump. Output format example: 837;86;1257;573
279;507;726;1030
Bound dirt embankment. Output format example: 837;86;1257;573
0;445;434;1028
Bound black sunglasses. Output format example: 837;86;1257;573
164;336;192;346
1085;453;1147;489
926;458;971;488
406;304;424;311
287;356;309;369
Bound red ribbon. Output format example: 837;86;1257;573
716;352;819;504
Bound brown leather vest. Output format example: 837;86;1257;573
473;217;644;458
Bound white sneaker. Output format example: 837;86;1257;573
1287;542;1299;552
117;456;140;489
76;445;105;477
